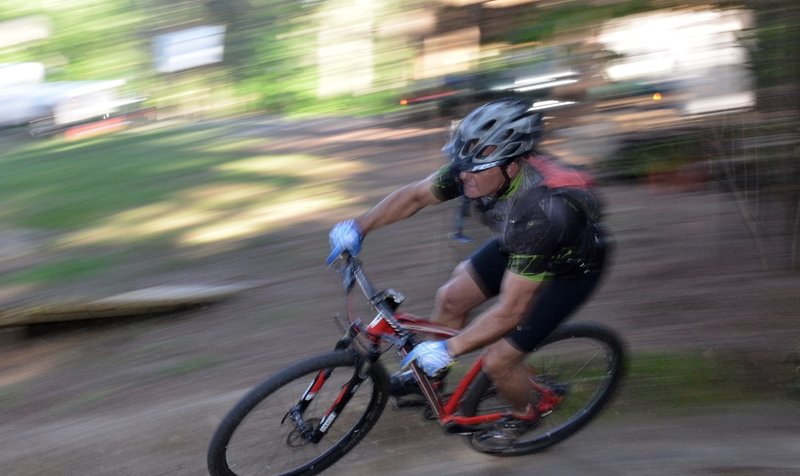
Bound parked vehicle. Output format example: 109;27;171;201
0;63;143;136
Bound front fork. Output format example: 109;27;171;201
284;322;377;443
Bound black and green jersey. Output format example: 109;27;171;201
431;156;602;281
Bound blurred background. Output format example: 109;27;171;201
0;1;799;474
1;0;798;290
0;0;798;240
0;0;796;121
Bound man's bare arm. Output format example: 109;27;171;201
446;271;541;357
356;173;443;236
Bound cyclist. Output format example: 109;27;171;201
326;98;610;452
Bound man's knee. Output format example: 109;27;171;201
435;261;473;313
435;282;463;315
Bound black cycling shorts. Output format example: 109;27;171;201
467;238;605;352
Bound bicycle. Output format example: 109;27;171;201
207;252;625;475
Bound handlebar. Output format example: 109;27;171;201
333;251;414;343
331;251;443;417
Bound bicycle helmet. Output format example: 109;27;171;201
443;98;543;173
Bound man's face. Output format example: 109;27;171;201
460;167;507;198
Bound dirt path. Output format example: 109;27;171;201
0;117;798;475
3;392;798;475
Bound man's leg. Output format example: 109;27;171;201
471;340;540;452
389;239;503;398
494;271;604;408
431;260;489;329
473;270;605;451
433;237;508;329
481;339;531;413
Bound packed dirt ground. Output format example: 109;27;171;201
0;117;798;475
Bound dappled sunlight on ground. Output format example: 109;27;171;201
266;125;447;150
0;338;73;387
181;193;354;245
55;154;367;249
313;126;445;142
216;153;366;180
0;285;36;307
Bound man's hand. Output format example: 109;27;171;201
326;219;363;265
401;340;455;378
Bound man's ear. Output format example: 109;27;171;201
507;160;521;176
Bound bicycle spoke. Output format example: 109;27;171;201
227;368;373;473
209;352;387;476
458;323;624;455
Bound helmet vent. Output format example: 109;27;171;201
479;145;497;157
444;98;542;172
500;143;521;157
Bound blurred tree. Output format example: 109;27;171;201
741;0;800;91
1;0;796;117
713;0;800;271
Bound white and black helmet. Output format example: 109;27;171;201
443;98;543;172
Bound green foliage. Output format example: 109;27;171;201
0;1;146;80
291;90;404;118
496;0;654;45
0;256;116;285
1;0;796;117
747;2;800;89
621;352;765;410
0;123;358;286
157;355;222;377
602;133;706;180
0;126;303;231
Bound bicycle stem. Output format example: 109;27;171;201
339;253;446;419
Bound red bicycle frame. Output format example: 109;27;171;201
326;252;563;435
361;311;563;433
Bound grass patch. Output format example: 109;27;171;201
0;256;116;285
0;124;357;234
0;383;26;406
0;123;362;286
619;352;767;411
157;355;222;377
38;387;120;419
600;133;706;180
0;126;302;231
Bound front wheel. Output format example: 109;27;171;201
208;351;389;476
459;322;625;456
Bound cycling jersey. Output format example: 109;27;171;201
431;155;606;281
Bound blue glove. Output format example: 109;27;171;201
401;340;455;378
326;219;363;265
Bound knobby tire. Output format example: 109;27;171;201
208;351;389;476
459;322;625;456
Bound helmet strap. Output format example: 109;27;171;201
497;164;512;197
468;162;519;211
495;161;519;198
475;163;515;211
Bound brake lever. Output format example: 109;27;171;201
335;252;357;293
341;263;356;293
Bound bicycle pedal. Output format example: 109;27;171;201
443;421;483;435
392;397;427;409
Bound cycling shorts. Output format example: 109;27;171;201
466;238;606;352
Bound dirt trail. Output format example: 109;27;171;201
0;117;798;475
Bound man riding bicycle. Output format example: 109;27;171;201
326;98;609;452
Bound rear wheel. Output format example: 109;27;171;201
208;351;389;475
459;322;625;455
